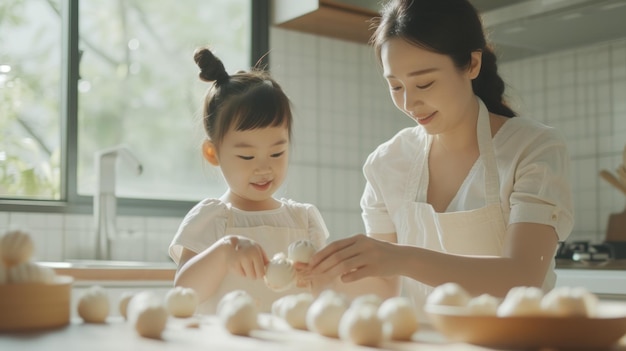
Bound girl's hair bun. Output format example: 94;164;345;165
193;47;230;85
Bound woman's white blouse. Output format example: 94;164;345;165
361;115;574;241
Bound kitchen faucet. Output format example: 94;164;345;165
94;145;143;260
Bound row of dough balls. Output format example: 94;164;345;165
0;230;57;285
263;239;317;292
426;282;598;317
217;289;419;347
77;285;199;338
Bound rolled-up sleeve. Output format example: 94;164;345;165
509;131;574;241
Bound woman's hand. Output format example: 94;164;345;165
306;234;398;283
223;235;269;280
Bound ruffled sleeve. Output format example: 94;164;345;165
305;204;330;249
168;198;229;264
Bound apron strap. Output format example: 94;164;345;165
225;203;236;229
476;98;501;205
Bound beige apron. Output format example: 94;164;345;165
196;205;309;314
394;99;507;319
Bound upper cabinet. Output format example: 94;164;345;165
271;0;380;44
272;0;626;62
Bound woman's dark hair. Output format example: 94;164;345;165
371;0;516;117
193;47;293;148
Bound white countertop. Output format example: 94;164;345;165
556;268;626;297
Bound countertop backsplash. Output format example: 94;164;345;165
1;29;626;261
0;211;180;263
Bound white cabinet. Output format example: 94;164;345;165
556;269;626;300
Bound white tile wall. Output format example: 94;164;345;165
270;28;412;241
2;30;625;261
500;37;626;244
0;212;180;263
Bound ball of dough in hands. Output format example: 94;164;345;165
287;239;317;263
497;286;544;317
377;296;419;340
0;230;35;267
339;304;383;346
78;285;110;323
426;282;471;307
127;291;168;339
218;294;258;336
165;286;198;318
264;253;295;292
306;291;349;338
8;261;56;284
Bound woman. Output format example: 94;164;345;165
305;0;573;317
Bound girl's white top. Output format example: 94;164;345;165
169;198;329;314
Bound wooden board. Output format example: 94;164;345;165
606;208;626;242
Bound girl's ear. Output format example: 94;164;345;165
468;50;482;80
202;140;219;166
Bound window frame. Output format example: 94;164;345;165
0;0;269;217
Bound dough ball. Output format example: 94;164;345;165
78;285;110;323
0;230;35;266
287;239;317;263
377;296;419;340
306;293;348;338
127;291;168;339
317;289;349;304
339;304;383;346
8;261;55;284
119;291;135;320
217;290;252;316
218;294;258;336
351;294;383;308
541;287;597;317
282;293;314;330
497;286;544;317
264;253;295;292
426;282;471;307
271;294;291;318
467;294;499;315
165;286;198;318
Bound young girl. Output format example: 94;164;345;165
169;47;329;314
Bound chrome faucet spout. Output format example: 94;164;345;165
94;145;143;260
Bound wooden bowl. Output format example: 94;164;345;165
426;301;626;349
0;275;73;331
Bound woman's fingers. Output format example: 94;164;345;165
309;234;362;269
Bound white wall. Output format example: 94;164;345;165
2;28;625;261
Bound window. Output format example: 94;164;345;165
1;0;62;200
1;0;268;215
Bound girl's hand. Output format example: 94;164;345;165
223;235;269;280
292;262;311;289
307;234;397;283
